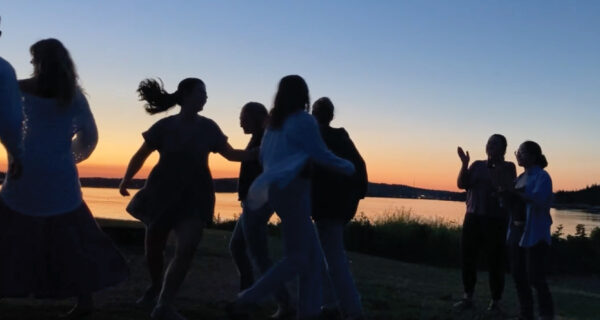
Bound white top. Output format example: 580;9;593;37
247;111;355;209
517;166;553;247
0;57;24;160
0;89;98;216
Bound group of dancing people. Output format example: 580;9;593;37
0;22;558;320
455;135;555;320
0;35;368;320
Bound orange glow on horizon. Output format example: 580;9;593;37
0;151;597;193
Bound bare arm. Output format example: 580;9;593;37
457;146;470;189
119;142;154;196
218;142;258;162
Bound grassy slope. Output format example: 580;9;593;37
1;227;599;320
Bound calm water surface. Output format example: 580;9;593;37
82;187;600;236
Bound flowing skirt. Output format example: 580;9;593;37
0;199;129;298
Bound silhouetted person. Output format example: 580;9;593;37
505;141;554;320
228;102;294;319
119;77;254;320
229;75;355;319
311;97;367;320
0;38;128;319
455;134;516;312
0;17;24;180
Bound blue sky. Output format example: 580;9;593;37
1;1;599;190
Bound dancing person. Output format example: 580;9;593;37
311;97;367;320
0;16;24;180
119;77;254;320
0;38;128;319
229;75;355;320
505;141;555;320
228;102;294;318
455;134;516;312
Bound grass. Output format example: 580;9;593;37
0;219;599;320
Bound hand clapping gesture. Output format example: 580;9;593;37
457;147;470;167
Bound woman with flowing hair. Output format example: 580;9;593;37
0;38;128;319
120;77;254;320
229;75;355;320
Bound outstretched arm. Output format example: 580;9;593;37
218;142;258;162
288;115;354;175
119;142;154;196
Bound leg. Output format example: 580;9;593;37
230;216;254;290
140;225;171;306
242;203;275;275
242;203;294;311
298;226;323;319
237;178;321;318
526;243;554;319
486;218;507;303
460;214;480;300
317;219;363;318
157;217;204;305
509;241;534;320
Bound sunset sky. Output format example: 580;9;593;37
1;1;599;191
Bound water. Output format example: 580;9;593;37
82;187;600;236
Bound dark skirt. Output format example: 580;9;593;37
127;183;215;229
0;199;129;298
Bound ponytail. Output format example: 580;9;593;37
137;78;178;114
522;140;548;169
137;77;205;115
538;154;548;169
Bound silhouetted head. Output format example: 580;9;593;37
240;102;267;134
486;134;507;162
516;140;548;169
268;75;310;129
137;78;206;115
30;38;79;105
312;97;335;126
0;16;3;38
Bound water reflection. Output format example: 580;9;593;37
82;187;600;236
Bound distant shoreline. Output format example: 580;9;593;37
74;177;467;202
1;174;598;213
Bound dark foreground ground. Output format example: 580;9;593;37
1;222;599;320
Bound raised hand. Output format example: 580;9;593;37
457;147;470;166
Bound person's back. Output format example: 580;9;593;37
260;110;312;171
0;37;126;319
1;89;95;215
312;125;367;222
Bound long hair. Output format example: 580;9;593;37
30;38;78;106
312;97;335;125
268;75;310;129
521;140;548;168
137;78;204;114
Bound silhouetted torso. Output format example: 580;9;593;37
238;130;263;201
312;126;367;223
127;115;227;225
1;90;96;215
464;160;516;219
